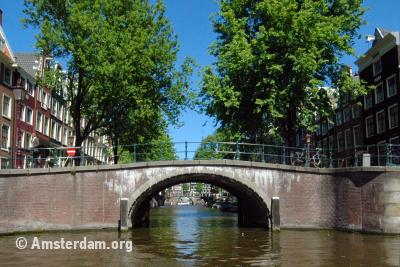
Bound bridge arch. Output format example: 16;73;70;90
128;170;270;229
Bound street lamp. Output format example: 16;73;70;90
12;76;27;168
13;87;27;102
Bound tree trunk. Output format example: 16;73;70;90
74;137;84;166
112;137;119;164
285;108;296;147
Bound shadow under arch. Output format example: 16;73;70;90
128;173;270;229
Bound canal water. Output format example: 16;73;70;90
0;205;399;266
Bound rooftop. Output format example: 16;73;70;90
14;52;39;78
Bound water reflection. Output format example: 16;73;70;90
0;206;399;266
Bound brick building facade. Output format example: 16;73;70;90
314;28;400;167
0;10;15;169
356;28;400;164
0;10;109;169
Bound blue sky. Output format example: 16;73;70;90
1;0;400;154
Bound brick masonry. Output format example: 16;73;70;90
0;161;398;234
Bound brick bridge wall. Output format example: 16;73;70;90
0;160;398;234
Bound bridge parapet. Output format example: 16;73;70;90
0;159;395;177
5;141;400;170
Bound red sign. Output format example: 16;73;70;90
67;148;76;157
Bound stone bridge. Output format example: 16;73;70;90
0;160;399;234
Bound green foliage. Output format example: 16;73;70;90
195;183;204;194
117;131;177;163
201;0;366;145
37;67;63;94
136;132;177;161
194;128;241;159
23;0;194;160
117;150;133;164
182;183;190;195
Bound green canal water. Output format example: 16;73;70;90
0;205;399;266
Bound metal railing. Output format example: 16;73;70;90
2;142;400;170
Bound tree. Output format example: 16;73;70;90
195;183;204;194
201;0;367;146
23;0;193;164
194;128;241;159
135;131;177;161
116;130;177;163
182;183;190;196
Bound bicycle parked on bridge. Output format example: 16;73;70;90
289;148;327;168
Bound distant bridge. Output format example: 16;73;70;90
0;160;399;234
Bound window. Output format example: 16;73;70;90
1;124;10;150
336;111;343;126
53;122;57;140
63;128;68;145
45;93;49;107
345;129;353;149
41;92;48;109
44;117;49;136
59;105;63;120
52;100;58;117
386;74;397;98
353;125;361;147
38;87;43;102
337;132;344;152
388;104;398;129
51;120;56;139
2;95;11;118
20;131;25;148
365;115;375;138
364;92;373;110
375;83;384;103
51;97;55;115
36;112;42;132
376;110;386;134
25;133;32;149
343;107;351;123
373;58;382;76
3;67;11;85
27;81;34;96
352;104;361;119
26;108;33;125
20;105;26;122
57;123;62;142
